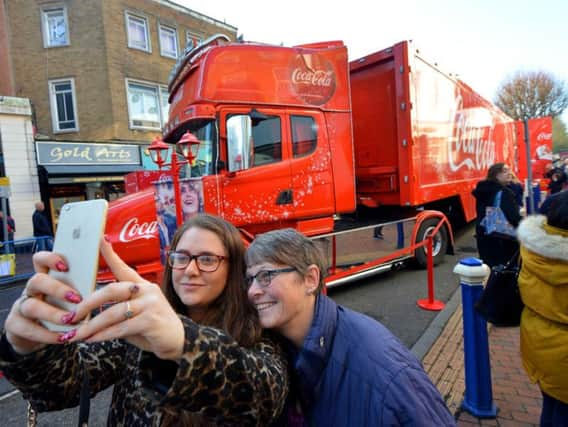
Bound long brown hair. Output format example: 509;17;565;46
162;214;261;346
486;162;507;182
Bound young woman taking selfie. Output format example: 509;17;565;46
0;214;287;426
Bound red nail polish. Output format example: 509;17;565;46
64;291;82;303
55;261;68;272
58;329;77;343
61;312;76;324
104;235;111;243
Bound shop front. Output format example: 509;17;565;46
36;141;142;229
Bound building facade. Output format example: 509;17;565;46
0;0;237;230
0;97;38;239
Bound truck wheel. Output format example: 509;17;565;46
414;218;448;268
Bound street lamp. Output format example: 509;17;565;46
148;132;201;226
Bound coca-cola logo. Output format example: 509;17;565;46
292;69;333;87
448;96;497;172
537;132;552;141
119;217;158;243
290;54;336;105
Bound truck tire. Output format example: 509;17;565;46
414;218;448;268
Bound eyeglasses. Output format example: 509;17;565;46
167;250;227;272
245;267;296;288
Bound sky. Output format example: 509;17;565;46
176;0;568;123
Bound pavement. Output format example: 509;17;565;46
418;288;543;426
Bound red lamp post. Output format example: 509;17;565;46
148;132;200;226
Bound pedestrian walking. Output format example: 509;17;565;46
0;210;16;252
31;201;53;251
539;179;568;216
517;191;568;427
246;228;456;426
545;163;566;195
472;163;521;267
0;214;288;426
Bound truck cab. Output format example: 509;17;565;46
163;35;356;236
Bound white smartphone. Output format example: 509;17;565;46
41;199;108;332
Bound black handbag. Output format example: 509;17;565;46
474;252;523;326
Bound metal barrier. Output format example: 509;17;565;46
0;236;52;285
317;216;448;311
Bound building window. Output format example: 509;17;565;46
126;80;169;130
41;6;69;47
125;12;150;52
159;24;178;58
49;78;78;132
185;31;203;50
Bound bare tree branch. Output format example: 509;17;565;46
494;70;568;120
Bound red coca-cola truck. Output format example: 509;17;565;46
100;36;519;286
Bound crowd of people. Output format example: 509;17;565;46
472;160;568;426
1;156;567;425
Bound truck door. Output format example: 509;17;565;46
220;109;293;228
288;112;335;218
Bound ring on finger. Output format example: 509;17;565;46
18;293;32;317
124;300;134;320
128;283;140;297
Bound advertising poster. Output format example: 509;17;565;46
180;178;204;222
153;178;177;265
516;117;553;181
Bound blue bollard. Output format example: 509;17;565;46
453;257;497;418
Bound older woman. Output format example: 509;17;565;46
0;214;287;426
245;228;455;426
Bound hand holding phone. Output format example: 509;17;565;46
41;199;108;332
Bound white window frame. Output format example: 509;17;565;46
125;79;169;130
125;11;151;52
159;23;178;59
48;78;79;133
185;30;203;50
160;86;170;126
41;5;70;48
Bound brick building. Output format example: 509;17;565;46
0;0;237;230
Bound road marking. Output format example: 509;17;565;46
0;389;20;401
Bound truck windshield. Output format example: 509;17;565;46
179;119;217;178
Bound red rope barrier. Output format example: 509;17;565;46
324;216;448;312
416;235;445;311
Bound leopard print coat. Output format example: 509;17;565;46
0;316;288;426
